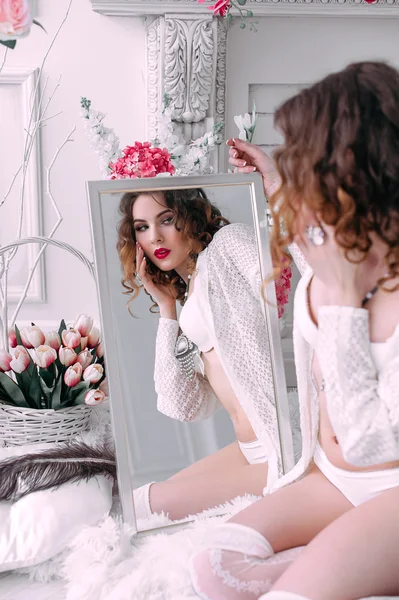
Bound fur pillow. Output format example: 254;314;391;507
0;404;114;573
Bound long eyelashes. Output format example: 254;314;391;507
134;217;174;233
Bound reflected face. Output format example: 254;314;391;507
132;192;191;274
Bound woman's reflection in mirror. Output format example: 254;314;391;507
117;187;297;523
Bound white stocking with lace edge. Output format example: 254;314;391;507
189;523;303;600
259;593;311;599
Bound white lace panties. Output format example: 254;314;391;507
239;438;268;465
314;442;399;506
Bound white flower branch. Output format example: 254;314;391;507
82;95;224;179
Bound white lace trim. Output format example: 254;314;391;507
208;548;272;596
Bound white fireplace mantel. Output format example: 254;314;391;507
91;0;399;17
90;0;399;173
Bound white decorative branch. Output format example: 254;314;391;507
10;126;76;328
0;48;8;74
0;0;75;351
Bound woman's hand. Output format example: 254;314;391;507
136;244;177;319
227;138;281;198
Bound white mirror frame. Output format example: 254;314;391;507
87;173;295;532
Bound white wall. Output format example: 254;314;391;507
1;0;146;328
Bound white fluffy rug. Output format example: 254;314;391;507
23;494;303;600
14;396;386;600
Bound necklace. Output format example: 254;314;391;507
183;269;199;304
361;272;389;307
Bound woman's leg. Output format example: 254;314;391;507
189;464;353;600
168;442;252;481
137;442;268;521
263;486;399;600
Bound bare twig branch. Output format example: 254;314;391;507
40;111;63;124
10;126;76;327
0;166;23;210
0;48;8;74
0;0;74;348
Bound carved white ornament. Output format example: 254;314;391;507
146;14;226;152
146;17;161;142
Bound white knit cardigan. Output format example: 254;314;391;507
154;224;399;494
154;223;297;487
269;246;399;495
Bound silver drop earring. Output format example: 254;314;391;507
305;225;326;247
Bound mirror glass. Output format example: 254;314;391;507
87;174;297;535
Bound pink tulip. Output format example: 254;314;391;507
58;347;77;367
45;331;61;351
61;328;81;349
74;314;94;337
33;345;57;369
83;363;103;384
84;388;105;406
64;363;82;387
96;342;104;358
87;326;100;349
77;350;93;370
8;329;17;348
98;377;109;398
10;346;30;373
0;349;12;372
20;325;45;349
80;336;88;350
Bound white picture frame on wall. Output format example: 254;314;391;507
0;67;45;304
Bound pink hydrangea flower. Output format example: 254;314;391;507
108;141;175;180
275;266;292;319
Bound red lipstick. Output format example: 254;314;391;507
154;248;171;260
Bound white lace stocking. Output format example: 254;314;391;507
189;523;302;600
259;593;311;600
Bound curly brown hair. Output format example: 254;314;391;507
270;61;399;287
117;188;230;313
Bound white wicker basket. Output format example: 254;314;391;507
0;236;97;447
0;404;92;447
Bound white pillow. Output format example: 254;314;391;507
0;442;113;572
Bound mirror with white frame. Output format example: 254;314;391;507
87;173;298;535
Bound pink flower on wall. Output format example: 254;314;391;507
197;0;257;31
0;0;32;42
198;0;232;17
275;266;292;319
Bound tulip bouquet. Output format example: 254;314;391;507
0;315;107;411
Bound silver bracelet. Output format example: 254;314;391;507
174;333;199;380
